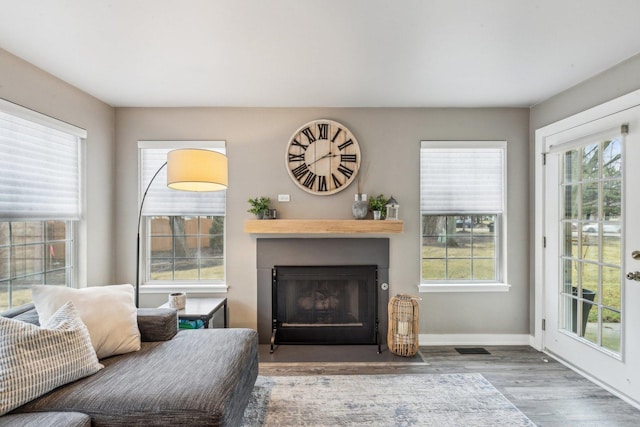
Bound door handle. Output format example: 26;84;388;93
626;271;640;281
633;250;640;260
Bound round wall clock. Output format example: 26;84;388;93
285;119;361;195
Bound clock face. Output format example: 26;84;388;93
285;119;361;195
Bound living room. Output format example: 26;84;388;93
2;1;640;425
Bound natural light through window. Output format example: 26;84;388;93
420;141;507;292
0;100;84;309
558;136;622;353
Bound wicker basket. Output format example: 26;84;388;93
387;294;420;357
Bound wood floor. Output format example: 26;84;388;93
258;345;640;426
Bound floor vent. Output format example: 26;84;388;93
455;347;491;355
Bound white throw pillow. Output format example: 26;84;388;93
0;301;103;415
32;284;141;359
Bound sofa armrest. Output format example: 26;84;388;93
137;308;178;342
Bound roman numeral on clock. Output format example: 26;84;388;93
331;173;342;189
331;128;342;142
318;175;327;191
302;172;317;189
288;153;305;162
291;138;308;151
301;127;316;143
337;164;354;179
292;163;309;180
341;154;357;163
338;139;354;151
317;123;328;140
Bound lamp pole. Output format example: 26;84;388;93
136;161;167;307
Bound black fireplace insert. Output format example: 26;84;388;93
271;265;378;352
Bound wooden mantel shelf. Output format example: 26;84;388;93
244;219;403;234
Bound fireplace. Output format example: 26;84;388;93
256;238;389;350
271;265;378;351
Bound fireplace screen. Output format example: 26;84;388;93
272;265;378;348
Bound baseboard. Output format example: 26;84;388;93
419;333;532;346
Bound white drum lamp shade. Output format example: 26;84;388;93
167;148;228;192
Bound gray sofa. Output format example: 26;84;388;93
0;304;259;427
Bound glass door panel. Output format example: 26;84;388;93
559;137;622;352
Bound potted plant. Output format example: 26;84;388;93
368;194;388;220
247;196;270;219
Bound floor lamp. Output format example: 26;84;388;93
136;148;228;307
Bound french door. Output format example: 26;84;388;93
543;105;640;405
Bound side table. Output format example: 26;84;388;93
159;297;228;328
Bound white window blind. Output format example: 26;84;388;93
0;107;83;221
139;142;226;216
420;141;505;214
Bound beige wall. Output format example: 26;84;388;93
0;49;116;287
114;107;531;333
0;47;534;336
5;43;640;337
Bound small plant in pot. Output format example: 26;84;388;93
247;196;270;219
369;194;388;220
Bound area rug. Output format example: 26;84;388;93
241;373;535;426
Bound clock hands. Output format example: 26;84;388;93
308;151;339;166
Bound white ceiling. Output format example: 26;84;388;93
2;0;640;108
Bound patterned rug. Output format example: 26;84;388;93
241;373;536;426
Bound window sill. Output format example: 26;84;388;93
139;283;228;294
419;283;511;293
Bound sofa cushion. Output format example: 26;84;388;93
0;412;91;427
13;328;259;426
32;284;141;359
0;302;103;416
0;304;39;326
12;309;40;326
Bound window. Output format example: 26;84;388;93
139;141;226;289
0;100;85;310
420;141;507;291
